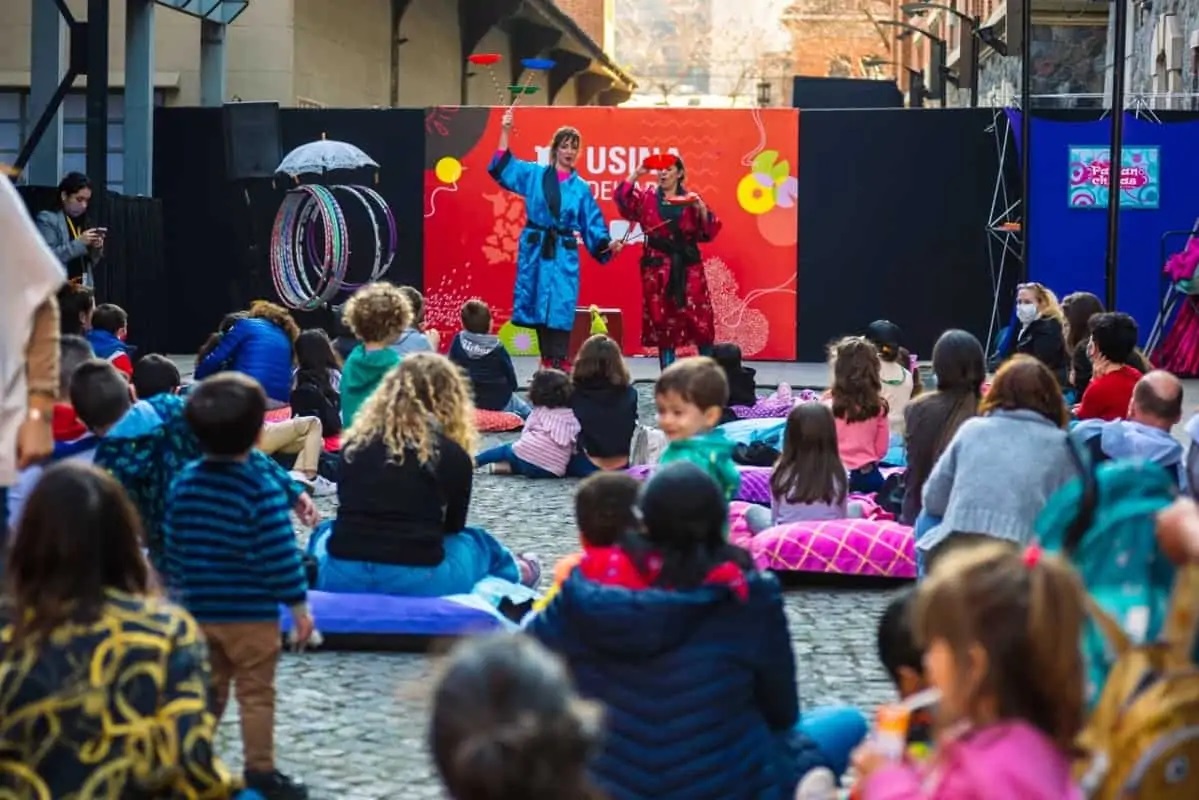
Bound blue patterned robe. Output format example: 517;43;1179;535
488;151;613;331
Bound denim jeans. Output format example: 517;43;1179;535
476;443;556;479
503;394;533;419
309;522;521;597
848;465;885;494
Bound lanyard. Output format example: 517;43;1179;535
65;214;80;240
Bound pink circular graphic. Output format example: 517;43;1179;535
757;204;797;247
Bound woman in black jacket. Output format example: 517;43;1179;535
567;335;639;477
309;354;539;596
1009;282;1069;385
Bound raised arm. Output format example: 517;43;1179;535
488;108;539;197
613;164;650;221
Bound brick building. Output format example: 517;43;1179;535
782;0;894;79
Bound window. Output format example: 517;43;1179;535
0;89;164;193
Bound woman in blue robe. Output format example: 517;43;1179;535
488;108;623;371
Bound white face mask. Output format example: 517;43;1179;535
1016;302;1038;324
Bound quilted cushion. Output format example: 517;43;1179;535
749;519;916;579
475;408;524;432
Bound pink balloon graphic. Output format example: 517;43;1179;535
757;204;797;247
775;176;798;209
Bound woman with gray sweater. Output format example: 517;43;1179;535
917;355;1078;570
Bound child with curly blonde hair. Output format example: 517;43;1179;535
309;353;540;596
340;282;412;428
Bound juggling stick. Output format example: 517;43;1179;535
601;220;670;253
468;53;507;105
510;57;555;108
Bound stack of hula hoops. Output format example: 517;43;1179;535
269;183;397;311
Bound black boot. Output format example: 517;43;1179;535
244;769;309;800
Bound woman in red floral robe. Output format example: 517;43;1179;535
614;155;722;370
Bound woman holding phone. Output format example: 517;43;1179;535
614;154;722;370
35;172;105;287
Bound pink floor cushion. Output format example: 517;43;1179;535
731;399;794;419
264;406;292;424
748;519;916;579
475;408;524;432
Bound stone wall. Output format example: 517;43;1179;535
945;20;1109;108
1129;0;1199;103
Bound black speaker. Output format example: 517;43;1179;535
221;102;281;180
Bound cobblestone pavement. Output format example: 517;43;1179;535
218;384;902;799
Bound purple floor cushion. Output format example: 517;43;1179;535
279;590;513;649
629;464;773;505
748;519;916;579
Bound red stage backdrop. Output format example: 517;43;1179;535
421;106;798;359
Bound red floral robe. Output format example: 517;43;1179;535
613;181;722;349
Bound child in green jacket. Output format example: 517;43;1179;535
654;356;740;501
340;282;413;428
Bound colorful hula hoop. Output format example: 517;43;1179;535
269;184;397;310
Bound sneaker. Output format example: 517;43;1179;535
795;767;838;800
517;552;542;588
308;474;337;498
243;770;309;800
286;471;315;492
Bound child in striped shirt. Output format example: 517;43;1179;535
163;372;314;800
476;369;581;478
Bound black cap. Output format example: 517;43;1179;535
865;320;902;351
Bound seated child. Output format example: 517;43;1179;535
163;372;313;800
851;544;1086;799
655;356;741;501
712;342;758;423
7;335;96;528
86;303;134;376
569;334;639;475
131;353;181;399
533;471;641;611
76;361;313;570
291;328;343;437
763;403;862;531
876;590;932;754
865;320;921;435
448;299;530;417
476;369;579;477
52;334;93;442
430;635;604;800
825;337;890;494
392;286;440;355
341;282;413;428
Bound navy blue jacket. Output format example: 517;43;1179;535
448;332;518;411
195;317;294;403
528;571;820;800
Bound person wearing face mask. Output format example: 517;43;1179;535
35;172;105;288
1009;282;1069;386
488;109;622;372
615;153;722;370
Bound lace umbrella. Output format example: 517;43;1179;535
276;134;379;177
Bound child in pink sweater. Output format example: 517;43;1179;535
851;543;1085;800
476;369;580;478
824;336;890;493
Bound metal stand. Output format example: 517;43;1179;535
984;109;1022;356
1018;0;1032;285
1104;0;1129;311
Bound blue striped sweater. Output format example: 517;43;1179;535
163;458;308;623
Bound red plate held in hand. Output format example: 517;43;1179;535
468;53;502;66
664;192;699;206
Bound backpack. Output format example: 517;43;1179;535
1036;437;1179;702
1074;566;1199;799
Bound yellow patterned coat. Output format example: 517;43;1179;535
0;589;233;799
